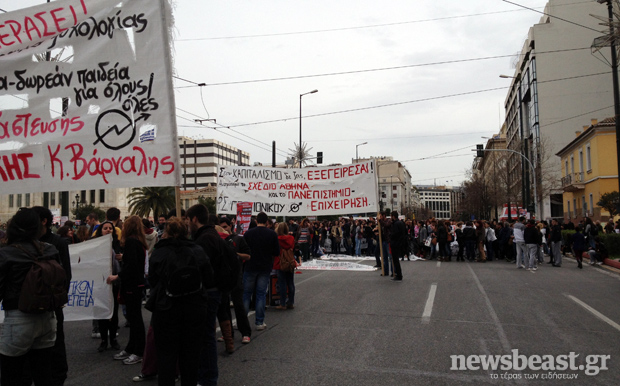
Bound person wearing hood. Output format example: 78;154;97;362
275;222;296;310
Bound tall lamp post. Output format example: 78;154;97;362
72;194;80;219
355;142;367;162
299;89;318;167
595;0;620;211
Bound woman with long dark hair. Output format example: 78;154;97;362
107;215;147;365
94;221;122;353
0;209;63;385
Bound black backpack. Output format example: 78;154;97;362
14;243;68;314
164;249;203;298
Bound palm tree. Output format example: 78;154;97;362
127;186;175;219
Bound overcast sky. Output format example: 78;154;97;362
6;0;556;186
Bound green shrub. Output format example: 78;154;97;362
599;233;620;258
562;230;575;247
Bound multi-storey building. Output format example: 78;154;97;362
416;185;462;220
502;0;615;220
179;137;250;190
374;157;413;216
475;130;509;220
557;117;618;223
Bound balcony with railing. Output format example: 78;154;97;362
561;172;585;192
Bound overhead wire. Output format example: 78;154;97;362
502;0;602;33
172;47;594;89
174;2;595;42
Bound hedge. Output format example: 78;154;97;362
561;230;620;258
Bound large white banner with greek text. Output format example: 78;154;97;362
217;160;379;216
0;0;180;194
0;235;114;323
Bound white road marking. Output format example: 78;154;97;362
467;264;511;352
421;283;437;324
566;294;620;333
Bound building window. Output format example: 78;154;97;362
17;194;22;207
573;199;577;218
589;194;594;215
99;189;105;203
25;193;30;207
582;196;587;216
393;186;397;191
570;156;574;175
90;190;95;204
567;201;571;218
579;150;584;173
564;159;568;177
81;190;86;203
586;144;591;171
51;192;56;206
9;194;14;208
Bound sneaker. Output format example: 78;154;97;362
596;262;603;265
217;336;224;342
241;336;251;344
123;354;143;365
532;267;537;271
133;373;156;382
256;323;267;331
91;332;101;339
114;350;130;360
526;268;531;271
286;304;295;309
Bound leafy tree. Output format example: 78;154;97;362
73;204;105;224
597;191;619;217
198;196;217;215
127;186;175;219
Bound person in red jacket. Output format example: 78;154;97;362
275;223;296;310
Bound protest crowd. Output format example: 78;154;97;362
0;204;618;386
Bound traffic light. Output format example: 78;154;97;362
317;151;323;164
476;144;484;158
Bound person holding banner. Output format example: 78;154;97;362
0;208;61;386
94;221;122;353
107;216;148;365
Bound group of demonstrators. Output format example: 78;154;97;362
0;204;305;386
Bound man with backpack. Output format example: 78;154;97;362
242;212;280;331
186;204;240;386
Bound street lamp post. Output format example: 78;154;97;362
355;142;368;162
299;89;318;167
73;194;80;218
596;0;620;212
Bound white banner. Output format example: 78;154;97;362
217;160;379;217
0;0;180;194
64;234;114;321
0;234;114;323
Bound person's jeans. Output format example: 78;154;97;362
276;270;295;306
198;290;221;386
515;242;528;267
551;241;562;266
243;270;270;325
299;243;310;261
355;238;362;256
527;244;538;269
465;240;475;261
485;240;494;261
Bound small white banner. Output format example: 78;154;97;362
297;259;376;271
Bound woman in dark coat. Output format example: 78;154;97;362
147;217;214;386
107;215;148;365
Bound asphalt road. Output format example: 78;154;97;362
61;255;620;386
